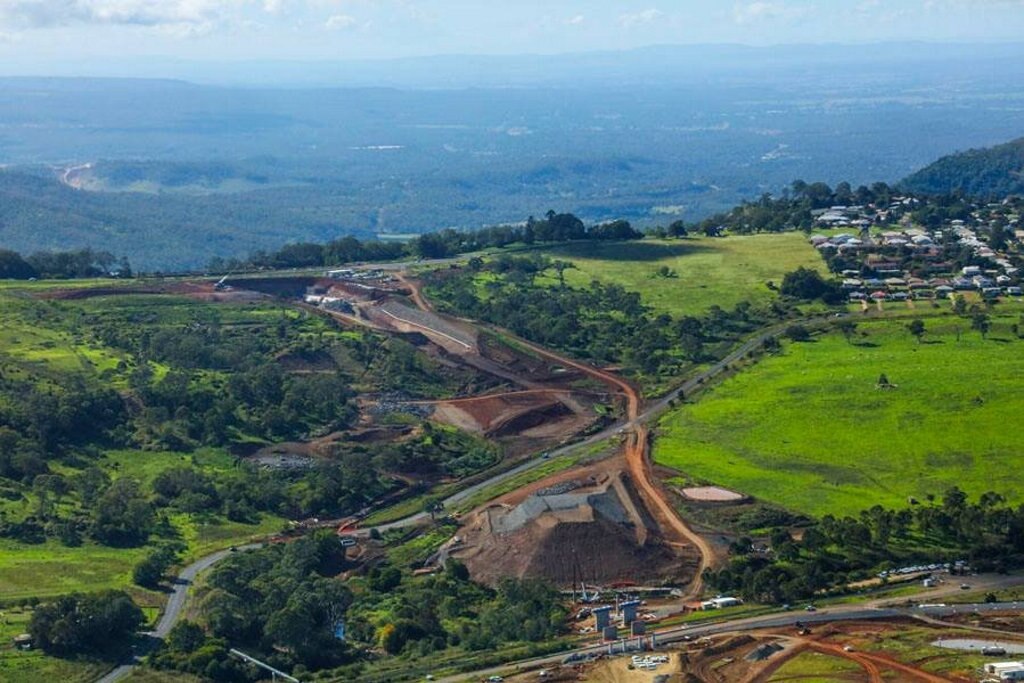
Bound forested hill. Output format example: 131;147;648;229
901;136;1024;198
0;170;376;271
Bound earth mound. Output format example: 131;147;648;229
454;472;697;587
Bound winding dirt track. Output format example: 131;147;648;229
400;274;713;597
628;424;715;599
805;640;952;683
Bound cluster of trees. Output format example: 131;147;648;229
427;254;793;382
215;211;642;272
192;533;355;671
0;380;125;478
154;534;567;679
29;590;144;658
779;267;844;304
691;181;901;236
708;488;1024;604
0;247;130;280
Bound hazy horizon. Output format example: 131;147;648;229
3;0;1024;81
2;40;1023;88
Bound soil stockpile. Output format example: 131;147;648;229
454;473;698;587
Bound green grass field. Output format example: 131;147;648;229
538;234;824;316
768;651;862;681
654;315;1024;517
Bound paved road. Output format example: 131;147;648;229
96;544;261;683
441;599;1024;682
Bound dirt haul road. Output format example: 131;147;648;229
400;274;712;595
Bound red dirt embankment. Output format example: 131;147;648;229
399;273;717;594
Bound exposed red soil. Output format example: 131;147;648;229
430;390;591;437
453;470;699;587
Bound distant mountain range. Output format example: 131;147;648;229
2;43;1024;269
9;42;1024;89
901;137;1024;198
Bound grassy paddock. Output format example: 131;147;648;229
768;651;862;681
654;315;1024;517
538;234;824;316
0;539;152;601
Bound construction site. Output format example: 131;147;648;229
34;267;722;600
453;469;698;587
34;267;1024;683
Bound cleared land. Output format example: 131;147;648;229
539;234;825;316
654;315;1024;517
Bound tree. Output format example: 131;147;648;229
780;267;842;304
413;233;451;259
907;318;926;344
551;260;574;288
667;220;688;238
971;312;991;339
91;478;155;546
785;324;811;342
167;621;206;654
837;320;857;344
133;547;177;588
0;249;37;280
424;499;445;521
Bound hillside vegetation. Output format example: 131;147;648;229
0;283;496;599
901;136;1024;197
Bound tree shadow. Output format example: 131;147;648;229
921;339;944;345
548;240;712;262
852;341;879;348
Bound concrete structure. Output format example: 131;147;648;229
620;600;641;625
593;606;613;630
602;626;619;642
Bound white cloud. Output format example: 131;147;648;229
618;8;662;28
732;1;810;24
0;0;236;32
324;12;356;30
565;14;584;26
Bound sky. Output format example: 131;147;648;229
1;0;1023;69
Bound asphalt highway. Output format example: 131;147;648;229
95;544;261;683
442;600;1024;682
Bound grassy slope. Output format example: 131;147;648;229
654;315;1024;518
540;234;825;316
